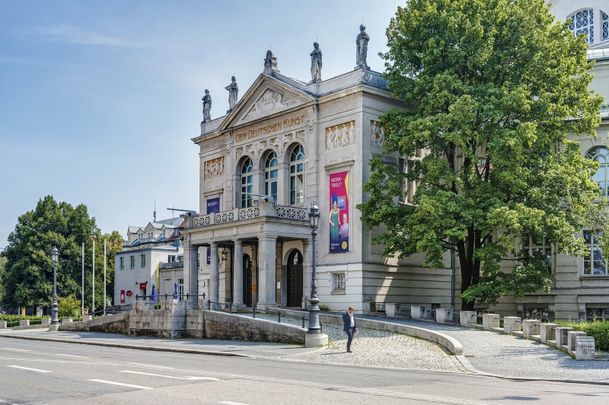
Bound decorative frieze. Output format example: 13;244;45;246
235;130;306;162
370;120;385;147
204;157;224;179
325;121;355;151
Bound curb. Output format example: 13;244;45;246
0;333;251;358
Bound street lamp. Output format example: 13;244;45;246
307;202;321;334
51;247;59;326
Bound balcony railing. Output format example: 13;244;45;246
191;203;308;228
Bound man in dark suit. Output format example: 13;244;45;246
342;306;357;353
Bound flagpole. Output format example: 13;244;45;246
103;239;107;316
81;242;85;319
92;239;96;317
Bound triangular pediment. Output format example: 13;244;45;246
219;74;314;130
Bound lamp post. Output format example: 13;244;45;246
51;247;59;325
307;202;321;334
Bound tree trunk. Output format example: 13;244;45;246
458;239;476;311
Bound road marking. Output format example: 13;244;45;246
8;365;51;373
55;353;88;359
88;379;152;390
126;362;175;370
219;401;250;405
2;348;31;353
219;402;250;405
120;370;220;381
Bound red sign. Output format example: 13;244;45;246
139;282;147;289
126;290;133;297
120;290;125;304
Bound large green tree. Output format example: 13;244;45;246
2;196;123;313
359;0;604;309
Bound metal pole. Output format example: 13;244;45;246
103;239;107;316
51;249;59;325
92;239;95;317
450;247;456;310
81;242;85;318
307;221;321;333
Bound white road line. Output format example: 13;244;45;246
120;370;220;381
8;365;51;373
126;362;175;370
2;348;31;352
219;402;250;405
219;401;250;405
55;353;88;359
88;379;152;390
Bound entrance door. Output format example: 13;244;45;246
287;250;303;307
243;254;253;306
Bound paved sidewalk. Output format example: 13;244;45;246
358;315;609;383
0;328;314;359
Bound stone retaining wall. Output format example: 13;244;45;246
60;312;129;334
203;311;306;344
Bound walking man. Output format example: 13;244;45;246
342;306;357;353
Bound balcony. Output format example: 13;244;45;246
191;203;309;228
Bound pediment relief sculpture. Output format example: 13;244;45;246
204;156;224;179
241;89;298;122
371;120;385;147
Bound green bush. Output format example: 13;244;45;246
0;315;44;327
557;320;609;352
58;296;81;319
318;303;330;312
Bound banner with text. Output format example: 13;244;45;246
329;171;349;254
206;198;220;264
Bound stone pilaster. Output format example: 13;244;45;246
233;240;244;306
183;243;199;308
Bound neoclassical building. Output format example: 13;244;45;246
180;3;609;320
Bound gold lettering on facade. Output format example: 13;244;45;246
235;114;305;143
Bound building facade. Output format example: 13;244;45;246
114;217;184;306
181;4;609;320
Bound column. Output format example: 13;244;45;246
210;242;219;308
233;240;244;306
183;244;199;307
302;240;312;309
257;235;277;308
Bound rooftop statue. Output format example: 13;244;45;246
264;50;278;75
310;42;322;83
202;89;212;123
356;24;370;70
225;76;239;113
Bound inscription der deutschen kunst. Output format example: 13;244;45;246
235;114;305;143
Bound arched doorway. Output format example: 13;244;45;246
243;254;253;306
286;250;303;307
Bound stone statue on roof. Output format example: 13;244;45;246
356;24;370;70
225;76;238;113
310;42;322;83
264;50;278;75
202;89;212;123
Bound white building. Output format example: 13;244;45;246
179;4;609;320
114;217;184;306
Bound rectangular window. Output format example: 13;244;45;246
521;234;553;274
168;255;176;263
130;256;135;269
140;254;146;268
586;307;609;321
177;278;184;301
583;230;607;275
119;257;124;270
332;272;346;293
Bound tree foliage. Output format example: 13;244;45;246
359;0;604;308
1;196;123;312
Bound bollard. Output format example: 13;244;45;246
540;323;557;343
435;308;451;324
503;317;522;334
554;327;573;347
0;321;7;329
575;336;595;360
522;319;541;338
459;311;477;326
19;320;30;327
482;313;500;330
568;331;587;352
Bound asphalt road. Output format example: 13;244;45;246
1;337;608;404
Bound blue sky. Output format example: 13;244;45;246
0;0;402;245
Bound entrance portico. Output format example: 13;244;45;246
181;202;312;309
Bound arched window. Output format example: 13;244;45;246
289;144;305;205
587;146;609;196
240;157;254;208
569;9;594;44
264;152;278;202
602;11;608;40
